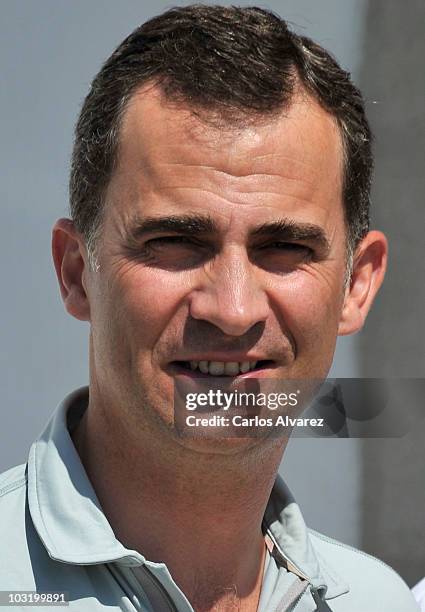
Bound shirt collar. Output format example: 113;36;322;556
28;387;348;598
263;477;349;599
27;387;143;566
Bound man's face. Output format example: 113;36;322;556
84;86;348;441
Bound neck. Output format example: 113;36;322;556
72;387;287;610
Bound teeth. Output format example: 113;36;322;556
209;361;225;375
187;360;258;375
224;362;240;375
199;360;209;374
239;361;250;373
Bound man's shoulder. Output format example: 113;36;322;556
0;463;37;588
0;462;27;500
308;528;419;610
0;463;28;536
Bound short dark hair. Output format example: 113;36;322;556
69;4;372;264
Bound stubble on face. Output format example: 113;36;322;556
83;83;347;456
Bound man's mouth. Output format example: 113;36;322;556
171;360;275;376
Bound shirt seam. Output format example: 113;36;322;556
0;476;27;498
308;528;402;577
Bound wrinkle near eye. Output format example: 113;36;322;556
299;260;344;295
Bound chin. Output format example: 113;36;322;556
171;426;285;456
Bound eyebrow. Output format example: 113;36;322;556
126;214;216;240
251;219;331;252
126;214;330;252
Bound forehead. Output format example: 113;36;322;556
107;83;344;232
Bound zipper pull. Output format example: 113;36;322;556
311;586;333;611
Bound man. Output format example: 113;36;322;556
0;5;419;611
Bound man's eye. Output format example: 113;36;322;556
146;236;196;246
142;236;204;253
253;241;314;273
265;242;313;254
131;235;210;271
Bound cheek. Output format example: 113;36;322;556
104;266;192;350
270;271;344;349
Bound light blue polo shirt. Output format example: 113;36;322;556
0;388;419;611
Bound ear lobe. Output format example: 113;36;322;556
52;218;91;321
338;230;388;336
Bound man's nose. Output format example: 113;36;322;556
188;248;269;336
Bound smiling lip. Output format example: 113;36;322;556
168;358;277;379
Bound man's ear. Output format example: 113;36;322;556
338;230;388;336
52;218;91;321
